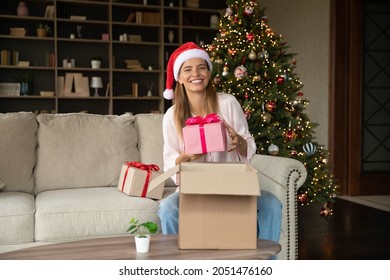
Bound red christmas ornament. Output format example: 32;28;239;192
277;76;285;84
266;28;274;36
246;33;254;41
297;91;304;97
265;101;276;113
320;204;332;218
228;49;237;56
284;129;297;142
213;75;221;85
290;149;298;157
297;193;308;204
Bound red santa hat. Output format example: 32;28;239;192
163;42;213;100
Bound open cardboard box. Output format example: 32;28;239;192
151;162;260;249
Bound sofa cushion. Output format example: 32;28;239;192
0;192;35;245
35;187;160;241
135;114;175;187
0;112;37;193
135;114;164;167
34;113;139;194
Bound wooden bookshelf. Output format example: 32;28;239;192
0;0;225;115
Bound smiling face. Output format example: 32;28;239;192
178;58;211;95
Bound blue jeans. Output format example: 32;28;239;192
158;190;282;243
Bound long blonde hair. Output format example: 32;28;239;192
173;79;219;138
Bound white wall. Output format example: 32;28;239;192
260;0;330;147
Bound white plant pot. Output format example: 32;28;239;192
134;234;150;253
91;60;101;69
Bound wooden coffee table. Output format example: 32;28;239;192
0;234;281;260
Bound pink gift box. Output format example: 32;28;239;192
117;162;164;200
182;115;226;154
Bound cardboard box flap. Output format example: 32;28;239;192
180;162;260;196
147;165;179;191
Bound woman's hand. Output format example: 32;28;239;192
175;153;204;165
224;121;247;156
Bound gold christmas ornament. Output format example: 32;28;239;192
248;51;257;60
253;75;261;82
222;65;229;76
260;112;272;123
215;58;224;64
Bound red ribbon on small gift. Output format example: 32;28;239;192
121;161;160;197
185;114;221;154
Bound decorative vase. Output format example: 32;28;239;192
17;1;29;16
210;15;219;28
36;28;47;38
20;82;33;95
134;234;150;253
91;60;101;69
168;30;174;43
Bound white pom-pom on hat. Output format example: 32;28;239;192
163;89;174;100
164;42;212;100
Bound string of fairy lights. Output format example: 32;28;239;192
205;0;338;217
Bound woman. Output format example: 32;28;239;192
159;42;282;244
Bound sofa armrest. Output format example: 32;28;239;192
250;154;307;260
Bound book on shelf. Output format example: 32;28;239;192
105;83;110;97
1;50;19;66
124;59;143;70
1;50;8;66
0;83;20;96
9;27;26;37
132;82;138;97
18;61;29;67
57;76;65;97
44;5;55;18
45;52;55;67
135;12;160;24
63;73;90;97
73;73;84;94
128;35;142;43
126;13;136;23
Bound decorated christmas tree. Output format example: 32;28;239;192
205;0;338;217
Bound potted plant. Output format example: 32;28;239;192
36;23;50;37
127;218;158;253
15;72;34;95
90;56;102;69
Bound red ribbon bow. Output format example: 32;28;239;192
185;114;221;154
121;161;159;197
126;161;160;172
185;113;220;126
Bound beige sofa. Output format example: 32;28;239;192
0;112;307;259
